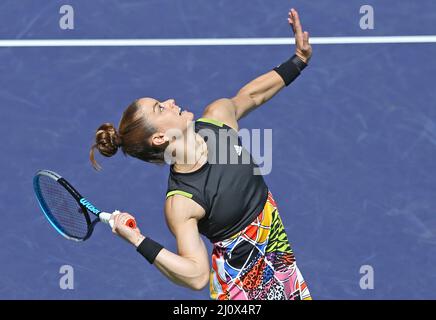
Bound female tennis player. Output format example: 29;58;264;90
90;9;312;300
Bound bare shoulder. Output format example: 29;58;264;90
202;98;239;131
164;195;205;234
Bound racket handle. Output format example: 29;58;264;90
99;211;137;229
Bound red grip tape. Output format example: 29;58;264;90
126;218;136;229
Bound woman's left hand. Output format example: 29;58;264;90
288;8;312;64
111;212;145;247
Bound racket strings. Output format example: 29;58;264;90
37;175;89;239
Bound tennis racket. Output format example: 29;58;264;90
33;169;136;241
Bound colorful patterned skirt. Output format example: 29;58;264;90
209;191;312;300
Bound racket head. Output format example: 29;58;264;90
33;170;94;241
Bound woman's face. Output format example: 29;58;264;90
137;97;195;146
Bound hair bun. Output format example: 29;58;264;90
94;123;122;157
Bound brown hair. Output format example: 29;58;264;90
90;100;167;170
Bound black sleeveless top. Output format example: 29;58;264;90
166;118;269;243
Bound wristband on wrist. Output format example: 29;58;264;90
273;54;308;86
136;237;164;264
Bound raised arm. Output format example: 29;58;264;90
111;195;210;291
202;8;312;130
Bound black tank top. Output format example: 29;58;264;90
166;118;269;243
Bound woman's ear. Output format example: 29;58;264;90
151;132;169;147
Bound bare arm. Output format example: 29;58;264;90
202;8;312;129
111;196;210;291
153;195;209;290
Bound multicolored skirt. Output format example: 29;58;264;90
209;191;312;300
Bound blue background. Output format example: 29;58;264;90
0;0;435;299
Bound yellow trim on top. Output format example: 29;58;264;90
166;190;193;199
196;118;224;127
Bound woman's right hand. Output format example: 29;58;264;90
111;212;145;247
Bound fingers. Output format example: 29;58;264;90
303;31;310;48
288;8;311;59
287;11;296;33
111;212;137;233
288;9;303;37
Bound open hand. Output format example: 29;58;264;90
288;8;312;64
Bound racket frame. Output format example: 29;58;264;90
33;169;111;241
